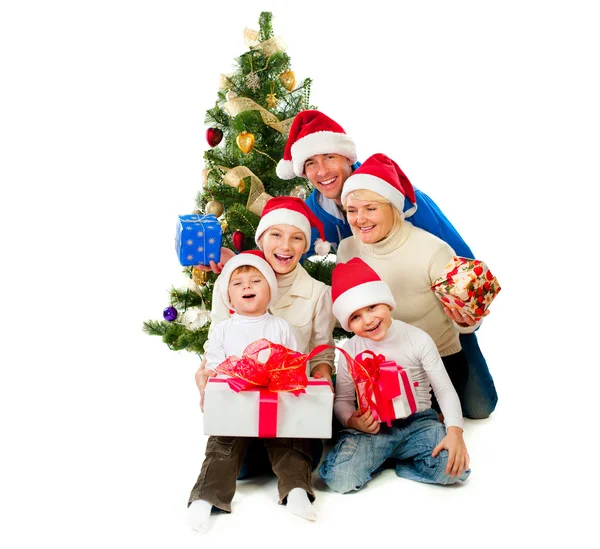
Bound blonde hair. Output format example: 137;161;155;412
343;188;404;234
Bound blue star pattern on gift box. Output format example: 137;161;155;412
175;214;222;266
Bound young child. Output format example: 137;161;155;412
319;257;470;493
186;251;317;533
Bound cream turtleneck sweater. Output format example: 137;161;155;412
337;221;462;357
272;267;295;303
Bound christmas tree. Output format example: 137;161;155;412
143;12;339;353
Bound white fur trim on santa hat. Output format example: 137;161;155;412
219;253;278;311
332;280;396;332
341;173;405;214
276;159;296;180
255;209;312;252
291;131;357;178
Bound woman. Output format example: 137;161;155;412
336;153;497;419
195;196;336;473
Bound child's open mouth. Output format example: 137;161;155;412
274;253;293;264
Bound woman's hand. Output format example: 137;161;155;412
347;408;380;434
195;367;217;412
432;426;470;477
442;305;489;327
193;247;236;274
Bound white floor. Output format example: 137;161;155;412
2;2;598;547
4;325;588;549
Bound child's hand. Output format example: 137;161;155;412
347;408;380;434
311;364;334;390
432;426;470;477
195;368;217;412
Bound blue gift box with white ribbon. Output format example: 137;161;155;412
175;214;222;266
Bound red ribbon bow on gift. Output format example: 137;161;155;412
214;338;311;393
341;349;418;427
214;339;328;437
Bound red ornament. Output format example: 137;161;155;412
232;230;245;252
206;127;223;147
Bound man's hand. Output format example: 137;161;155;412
347;408;380;434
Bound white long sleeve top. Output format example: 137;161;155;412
334;320;464;430
204;312;300;370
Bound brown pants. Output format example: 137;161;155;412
188;436;315;512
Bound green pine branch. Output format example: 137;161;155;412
259;12;274;41
143;320;209;353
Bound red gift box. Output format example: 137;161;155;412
341;349;419;426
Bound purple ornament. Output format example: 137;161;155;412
163;306;178;322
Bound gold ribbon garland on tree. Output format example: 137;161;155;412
217;165;273;216
243;27;287;57
223;97;294;135
219;73;234;90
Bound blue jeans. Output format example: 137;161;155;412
459;332;498;419
318;409;470;493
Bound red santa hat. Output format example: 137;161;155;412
219;250;278;310
255;196;331;256
331;257;396;331
276;110;357;180
341;153;418;218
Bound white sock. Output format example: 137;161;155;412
186;499;212;533
286;488;317;522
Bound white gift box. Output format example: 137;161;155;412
375;388;414;420
203;376;334;438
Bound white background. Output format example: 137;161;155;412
1;1;598;547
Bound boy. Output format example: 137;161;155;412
186;251;316;533
318;257;470;493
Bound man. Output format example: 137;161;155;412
276;110;497;420
276;110;474;258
